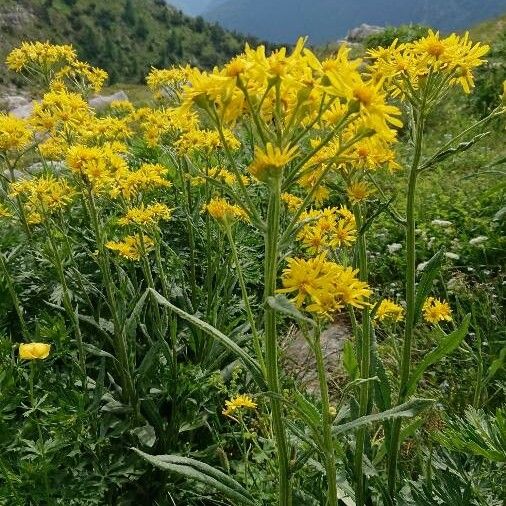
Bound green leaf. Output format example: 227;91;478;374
342;339;359;381
266;294;315;326
333;398;433;436
405;314;470;397
125;289;150;338
82;343;115;360
414;249;444;324
485;346;506;385
133;449;257;505
148;288;265;388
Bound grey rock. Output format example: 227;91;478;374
283;317;350;398
27;160;66;175
346;23;384;42
2;94;30;111
10;101;35;119
89;91;128;110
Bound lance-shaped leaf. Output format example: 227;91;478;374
404;314;470;397
148;288;265;388
133;449;257;505
414;249;444;325
267;294;315;326
333;398;433;436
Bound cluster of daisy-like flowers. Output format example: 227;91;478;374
367;29;490;97
277;254;372;318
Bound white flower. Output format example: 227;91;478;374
431;219;453;227
417;261;430;272
445;252;460;260
469;235;488;246
387;243;402;253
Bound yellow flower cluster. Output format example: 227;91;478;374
205;197;248;224
6;41;76;72
222;394;257;417
347;181;375;204
106;234;154;261
367;30;489;95
175;128;240;155
0;113;32;152
374;299;405;322
296;207;356;254
278;254;371;317
9;175;75;224
146;66;191;95
118;203;173;227
281;193;304;213
423;297;453;324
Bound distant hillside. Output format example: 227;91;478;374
202;0;506;44
0;0;271;86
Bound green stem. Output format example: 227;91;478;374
264;178;291;506
353;204;372;506
224;224;266;374
313;323;338;506
85;189;140;419
387;107;425;499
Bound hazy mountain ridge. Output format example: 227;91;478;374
201;0;506;43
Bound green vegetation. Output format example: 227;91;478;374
0;0;275;85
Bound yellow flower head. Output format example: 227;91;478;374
6;41;76;73
106;234;154;261
0;203;12;219
205;197;248;224
0;114;32;152
423;297;453;324
374;299;405;322
118;203;173;227
347;181;374;204
281;193;304;213
19;343;51;360
248;143;299;182
222;394;257;417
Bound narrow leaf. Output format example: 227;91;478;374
133;449;257;505
148;288;265;388
266;294;315;326
333;398;433;436
405;314;470;397
414;249;444;324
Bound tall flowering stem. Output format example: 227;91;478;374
264;177;292;505
353;204;372;506
387;100;426;497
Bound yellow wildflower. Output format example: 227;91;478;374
423;297;453;324
118;203;173;227
248;143;298;182
375;299;405;322
106;234;154;261
347;181;374;203
222;394;257;417
0;114;32;152
281;193;304;213
205;197;248;224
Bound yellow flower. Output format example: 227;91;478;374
19;343;51;360
281;193;304;213
222;394;257;417
423;297;453;324
375;299;405;322
118;203;173;227
106;234;154;261
9;175;75;217
6;41;76;72
278;254;371;316
205;197;248;224
0;113;32;152
347;181;374;203
248;143;299;182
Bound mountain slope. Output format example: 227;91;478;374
203;0;506;44
0;0;269;85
